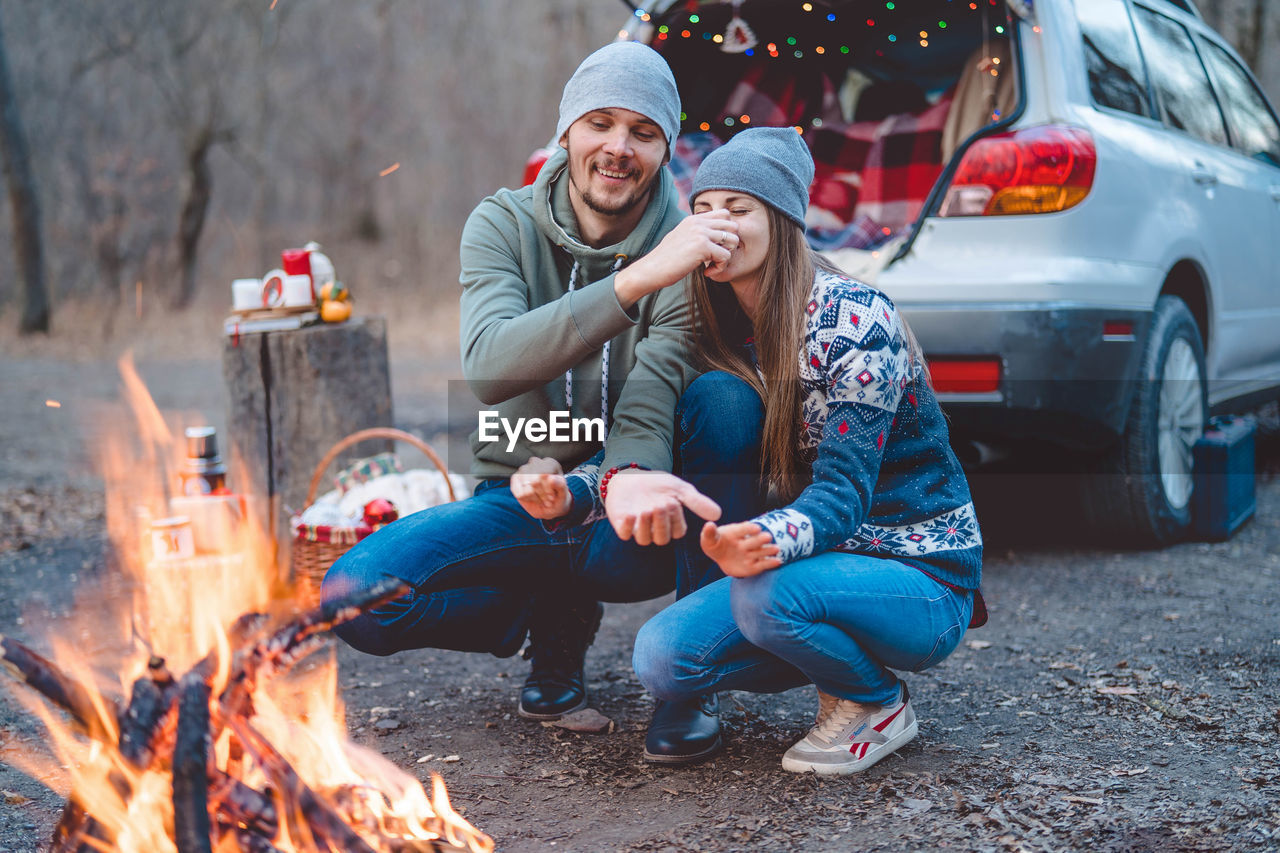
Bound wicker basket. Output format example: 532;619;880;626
291;427;456;605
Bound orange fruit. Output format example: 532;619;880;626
320;299;352;323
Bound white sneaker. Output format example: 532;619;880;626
781;684;917;775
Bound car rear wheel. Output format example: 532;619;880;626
1084;295;1207;545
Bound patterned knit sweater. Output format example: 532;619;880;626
750;269;982;591
550;269;982;594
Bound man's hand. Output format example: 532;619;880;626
613;211;740;308
604;469;721;546
700;521;782;578
510;457;572;520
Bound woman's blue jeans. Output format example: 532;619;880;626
322;372;767;658
633;552;974;706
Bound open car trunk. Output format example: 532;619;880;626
636;0;1023;278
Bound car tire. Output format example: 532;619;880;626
1083;295;1207;546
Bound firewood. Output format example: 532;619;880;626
172;672;213;853
209;771;278;837
0;634;118;742
229;716;379;853
49;798;111;853
118;661;175;767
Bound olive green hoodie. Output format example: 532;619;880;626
459;146;695;479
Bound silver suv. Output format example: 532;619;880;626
605;0;1280;544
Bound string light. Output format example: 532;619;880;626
802;2;813;10
740;114;751;124
888;34;897;42
815;45;825;54
827;13;836;21
689;13;700;23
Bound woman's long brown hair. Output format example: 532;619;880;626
687;207;929;503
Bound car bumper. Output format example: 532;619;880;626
901;303;1152;450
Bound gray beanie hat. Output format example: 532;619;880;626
691;127;814;229
555;42;681;149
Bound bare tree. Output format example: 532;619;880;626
0;5;49;333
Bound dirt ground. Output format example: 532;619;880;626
1;349;1278;852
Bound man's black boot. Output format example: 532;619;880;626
518;598;603;720
643;694;722;764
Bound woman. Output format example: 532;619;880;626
516;126;985;775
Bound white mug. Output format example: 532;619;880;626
232;278;262;311
281;274;314;307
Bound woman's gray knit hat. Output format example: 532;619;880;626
555;42;681;148
691;127;814;228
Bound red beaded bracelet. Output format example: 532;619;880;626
599;462;643;502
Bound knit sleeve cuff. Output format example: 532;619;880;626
751;507;816;564
539;455;605;533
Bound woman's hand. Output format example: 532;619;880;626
604;469;721;546
613;212;739;308
700;521;782;578
510;457;572;520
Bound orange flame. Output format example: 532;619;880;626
3;353;492;852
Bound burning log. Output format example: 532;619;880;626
50;799;111;853
118;656;175;767
0;634;119;742
173;671;214;853
209;771;279;837
231;716;381;853
217;577;410;720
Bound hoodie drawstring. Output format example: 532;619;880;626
565;255;625;433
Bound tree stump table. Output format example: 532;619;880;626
222;316;392;576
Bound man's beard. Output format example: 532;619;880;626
570;161;656;217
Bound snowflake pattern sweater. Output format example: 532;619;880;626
750;269;982;591
552;269;982;596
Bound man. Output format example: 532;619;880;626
323;42;751;763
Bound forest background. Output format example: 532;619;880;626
0;0;1277;347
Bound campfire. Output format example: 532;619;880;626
0;357;492;853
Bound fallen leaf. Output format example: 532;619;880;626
2;789;29;805
542;708;614;733
1097;685;1139;695
415;754;434;764
1064;795;1104;805
966;640;993;650
440;755;461;763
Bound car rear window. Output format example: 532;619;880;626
1129;5;1228;147
642;0;1018;253
1075;0;1153;118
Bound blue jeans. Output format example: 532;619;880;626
322;371;767;658
633;552;973;706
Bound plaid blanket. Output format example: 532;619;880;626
670;79;951;252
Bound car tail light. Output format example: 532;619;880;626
940;126;1096;216
927;358;1002;393
522;147;552;187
